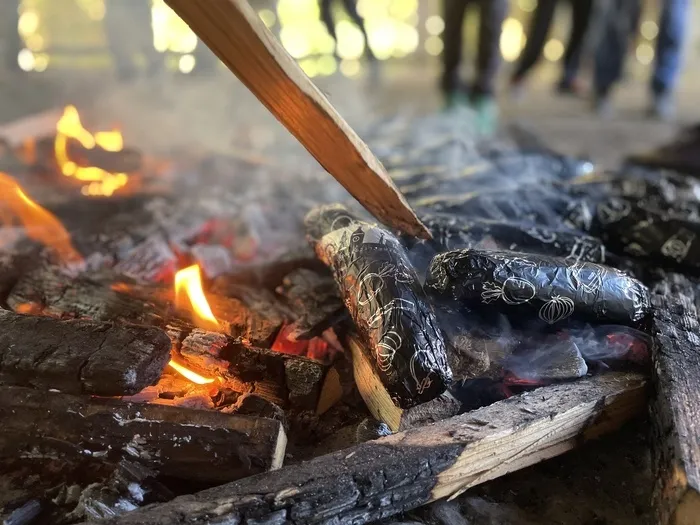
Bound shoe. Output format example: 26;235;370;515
510;77;526;102
648;93;674;121
592;92;613;118
443;90;470;111
557;78;585;97
470;95;498;137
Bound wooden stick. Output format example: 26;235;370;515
0;310;170;396
650;274;700;525
0;108;62;148
0;385;286;485
88;372;647;525
163;0;430;239
348;337;459;431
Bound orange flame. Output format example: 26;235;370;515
0;172;83;265
174;264;220;330
54;105;128;197
168;359;215;384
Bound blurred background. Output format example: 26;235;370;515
1;0;700;165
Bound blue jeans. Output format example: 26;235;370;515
594;0;689;97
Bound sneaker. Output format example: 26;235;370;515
557;78;585;97
648;92;674;121
510;77;526;102
592;92;613;118
443;90;470;111
471;95;499;136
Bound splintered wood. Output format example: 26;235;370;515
650;274;700;525
89;372;646;525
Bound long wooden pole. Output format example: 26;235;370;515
164;0;430;239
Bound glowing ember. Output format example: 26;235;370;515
168;360;215;384
54;105;129;197
175;264;220;330
0;172;83;265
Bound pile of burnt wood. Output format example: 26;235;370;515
1;112;698;525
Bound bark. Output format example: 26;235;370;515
0;310;170;396
88;372;647;525
650;274;700;525
0;385;286;485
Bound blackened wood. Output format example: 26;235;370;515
178;328;327;409
69;141;142;174
650;274;700;525
0;385;287;485
90;372;646;525
0;310;170;396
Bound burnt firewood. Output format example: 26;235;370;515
177;329;327;410
0;385;286;486
305;204;452;408
0;310;170;396
412;215;607;264
211;245;326;289
426;249;651;328
649;274;700;525
68;141;142;174
90;372;647;525
277;268;346;340
119;283;284;347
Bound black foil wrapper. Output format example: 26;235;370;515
589;196;700;273
412;214;607;263
426;249;651;327
305;204;452;408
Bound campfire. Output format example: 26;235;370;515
0;104;697;525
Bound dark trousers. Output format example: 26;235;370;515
441;0;508;96
594;0;689;96
104;0;160;78
1;0;21;70
512;0;594;85
319;0;374;59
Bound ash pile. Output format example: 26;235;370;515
0;108;698;525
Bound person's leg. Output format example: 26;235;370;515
473;0;508;97
593;0;638;111
1;1;22;71
511;0;557;83
104;0;160;80
650;0;690;118
319;0;337;43
340;0;376;60
440;0;469;103
472;0;508;135
560;0;594;90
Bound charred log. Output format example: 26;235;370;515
177;328;327;410
305;204;452;408
650;274;700;525
0;310;170;396
90;372;646;525
0;385;286;485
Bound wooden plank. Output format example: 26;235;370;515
0;385;286;485
650;274;700;525
163;0;430;239
0;310;170;396
88;372;647;525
